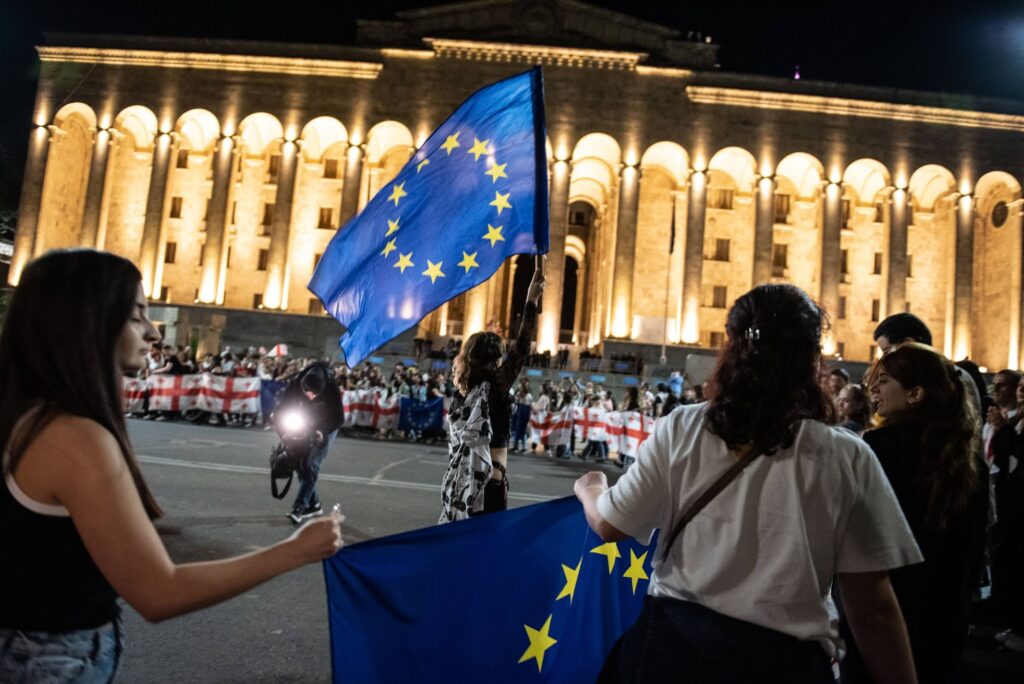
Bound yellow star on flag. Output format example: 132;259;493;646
622;549;649;594
590;542;621;574
485;162;508;183
556;558;582;604
394;252;414;274
416;159;430;173
518;615;557;672
422;260;445;284
388;182;407;206
482;224;505;247
386;218;400;236
381;238;397;258
441;133;461;156
467;137;491;161
457;251;480;273
490;191;512;215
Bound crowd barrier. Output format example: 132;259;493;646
124;377;656;456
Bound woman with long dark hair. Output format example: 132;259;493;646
841;342;988;683
439;258;544;521
0;250;342;680
574;284;921;683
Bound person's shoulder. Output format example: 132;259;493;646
795;419;874;461
24;414;125;476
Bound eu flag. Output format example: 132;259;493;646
323;497;653;683
310;68;549;366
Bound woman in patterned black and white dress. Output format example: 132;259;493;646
439;258;545;522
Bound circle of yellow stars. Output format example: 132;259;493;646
376;129;513;285
518;541;650;673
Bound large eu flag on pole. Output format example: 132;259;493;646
309;68;549;366
323;497;653;683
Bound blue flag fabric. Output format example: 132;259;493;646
309;68;549;366
259;379;286;417
323;497;653;683
397;397;445;433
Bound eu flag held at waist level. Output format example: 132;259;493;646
309;68;549;366
323;497;653;683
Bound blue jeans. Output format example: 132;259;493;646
0;621;122;683
291;429;336;513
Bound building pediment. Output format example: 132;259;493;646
356;0;718;69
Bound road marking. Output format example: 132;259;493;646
371;455;419;481
136;455;557;503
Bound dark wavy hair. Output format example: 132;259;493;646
705;284;837;454
867;342;979;529
453;331;503;392
0;249;162;518
839;384;872;427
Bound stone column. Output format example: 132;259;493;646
340;142;364;225
539;159;571;351
94;129;124;251
504;257;518;333
752;176;775;285
1014;202;1024;370
80;128;112;248
263;140;300;310
138;132;174;297
464;281;490;337
573;261;586;345
819;181;843;317
680;169;707;344
952;194;975;360
9;126;52;285
198;136;236;303
886;188;910;316
610;165;641;338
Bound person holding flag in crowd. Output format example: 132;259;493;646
307;67;550;521
441;258;544;521
0;250;342;680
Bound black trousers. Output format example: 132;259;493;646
599;597;833;684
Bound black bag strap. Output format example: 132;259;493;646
661;444;760;561
271;471;294;499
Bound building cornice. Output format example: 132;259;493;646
686;86;1024;133
36;46;382;79
423;38;646;70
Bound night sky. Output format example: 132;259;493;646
1;0;1022;214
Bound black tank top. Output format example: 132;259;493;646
0;463;119;631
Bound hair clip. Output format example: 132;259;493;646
744;327;761;342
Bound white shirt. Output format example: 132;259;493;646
597;403;922;656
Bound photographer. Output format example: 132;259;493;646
273;362;343;524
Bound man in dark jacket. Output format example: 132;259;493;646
273;362;343;524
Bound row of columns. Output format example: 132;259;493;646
8;122;988;363
539;160;980;357
10;125;370;312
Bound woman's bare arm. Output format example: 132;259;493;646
837;570;917;684
18;417;342;623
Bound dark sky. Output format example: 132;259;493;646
1;0;1023;210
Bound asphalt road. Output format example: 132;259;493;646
117;419;613;683
116;419;1024;683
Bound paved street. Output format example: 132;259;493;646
117;419;1024;683
118;419;613;682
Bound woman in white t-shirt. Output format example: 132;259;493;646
575;283;922;684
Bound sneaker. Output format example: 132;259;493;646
301;502;323;520
995;629;1013;645
287;510;303;525
1004;632;1024;654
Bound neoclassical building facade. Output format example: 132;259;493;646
11;0;1024;368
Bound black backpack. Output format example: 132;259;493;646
269;442;303;499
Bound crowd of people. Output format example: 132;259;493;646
4;247;1024;683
